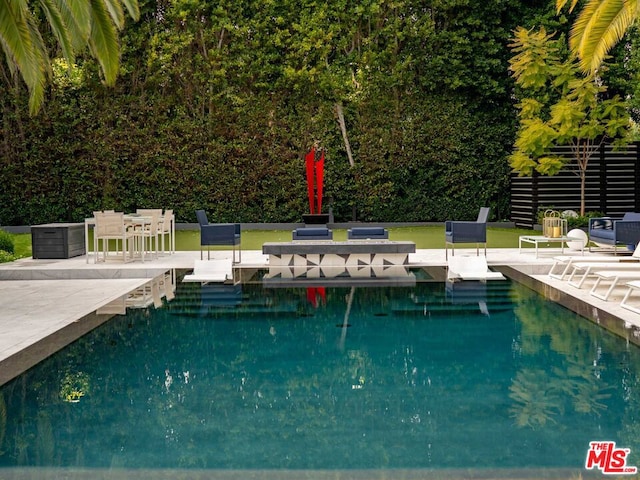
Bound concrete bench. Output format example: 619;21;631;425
347;227;388;240
262;240;415;268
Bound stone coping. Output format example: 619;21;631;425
262;240;416;255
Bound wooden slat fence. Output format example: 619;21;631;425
510;143;640;228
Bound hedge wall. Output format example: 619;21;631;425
0;0;557;225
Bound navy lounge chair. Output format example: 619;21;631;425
444;207;490;260
589;212;640;253
195;210;241;263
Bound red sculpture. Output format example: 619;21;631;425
305;146;324;214
305;146;327;308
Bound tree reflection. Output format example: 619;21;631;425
510;285;620;429
509;369;562;428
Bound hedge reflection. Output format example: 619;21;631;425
510;284;633;437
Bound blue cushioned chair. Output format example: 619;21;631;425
445;207;490;260
195;210;241;263
292;227;333;240
588;212;640;253
347;227;389;240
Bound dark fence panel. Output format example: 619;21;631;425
510;143;640;228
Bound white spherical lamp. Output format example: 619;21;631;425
566;229;588;250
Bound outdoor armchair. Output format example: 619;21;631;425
195;210;241;263
444;207;490;260
588;212;640;253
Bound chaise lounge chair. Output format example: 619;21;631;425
589;268;640;301
620;280;640;314
549;244;640;281
564;244;640;289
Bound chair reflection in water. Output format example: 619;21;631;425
126;271;175;309
199;283;243;315
96;270;176;314
445;281;489;316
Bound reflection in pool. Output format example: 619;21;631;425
1;273;639;476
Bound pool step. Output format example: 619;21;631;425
165;277;516;318
392;301;513;316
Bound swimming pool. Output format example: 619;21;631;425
1;271;639;478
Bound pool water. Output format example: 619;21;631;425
1;275;640;475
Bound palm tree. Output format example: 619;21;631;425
0;0;139;114
556;0;637;73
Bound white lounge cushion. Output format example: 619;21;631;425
447;256;505;281
183;259;233;283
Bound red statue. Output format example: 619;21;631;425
305;146;324;214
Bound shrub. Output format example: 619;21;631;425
0;250;18;263
536;208;604;229
0;230;15;254
566;211;604;229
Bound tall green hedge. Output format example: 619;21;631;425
0;0;558;225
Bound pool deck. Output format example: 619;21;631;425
2;246;640;386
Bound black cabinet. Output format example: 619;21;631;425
31;223;85;259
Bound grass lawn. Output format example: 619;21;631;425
9;226;536;259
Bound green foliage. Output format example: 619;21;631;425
565;212;603;229
0;230;15;254
509;25;632;214
0;1;139;114
510;27;630;175
536;207;603;228
0;228;19;263
0;1;556;225
0;251;19;264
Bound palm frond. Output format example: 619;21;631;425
0;1;40;85
556;0;581;14
24;6;48;114
121;0;140;21
1;0;138;112
0;0;48;113
88;0;119;85
39;0;74;64
571;0;636;73
54;0;92;50
101;0;125;30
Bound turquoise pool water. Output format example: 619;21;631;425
1;274;640;476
